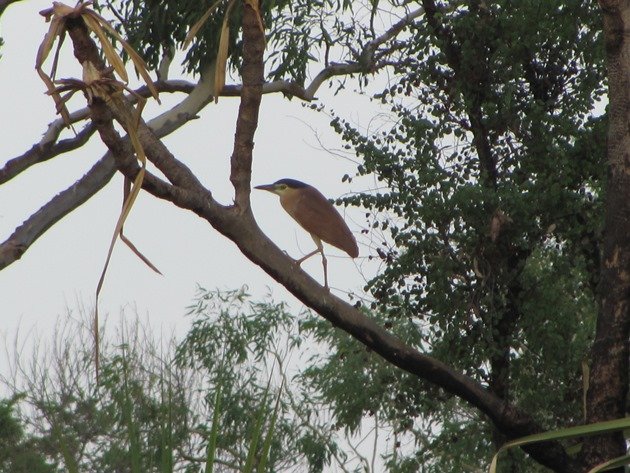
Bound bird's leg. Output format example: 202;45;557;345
295;249;319;265
310;236;329;290
321;250;329;290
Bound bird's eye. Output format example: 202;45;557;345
279;184;287;190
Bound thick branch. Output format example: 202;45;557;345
0;155;117;270
229;2;265;211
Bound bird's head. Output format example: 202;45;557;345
254;178;310;197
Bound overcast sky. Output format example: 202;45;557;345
0;1;386;354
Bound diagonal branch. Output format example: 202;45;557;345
0;154;117;270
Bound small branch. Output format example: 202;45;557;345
360;7;425;66
0;80;196;184
227;7;425;102
0;123;96;185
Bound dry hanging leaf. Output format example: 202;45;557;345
214;0;237;102
183;0;225;49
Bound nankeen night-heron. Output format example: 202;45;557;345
255;178;359;289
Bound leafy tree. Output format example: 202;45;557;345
328;0;605;469
0;395;55;473
2;290;411;472
1;0;630;471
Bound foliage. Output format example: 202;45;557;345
103;0;364;84
0;395;55;473
3;289;407;472
326;0;606;469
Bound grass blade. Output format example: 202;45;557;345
204;383;223;473
489;417;630;473
587;454;630;473
120;344;142;473
257;378;284;472
243;375;273;473
160;371;174;473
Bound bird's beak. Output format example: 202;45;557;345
254;184;275;192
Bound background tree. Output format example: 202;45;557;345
1;0;629;471
330;0;605;470
2;290;417;472
0;395;54;473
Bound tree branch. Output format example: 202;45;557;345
0;122;96;185
0;0;23;17
0;154;117;270
581;0;630;468
0;68;217;271
229;2;265;212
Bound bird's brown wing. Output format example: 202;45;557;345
286;186;359;258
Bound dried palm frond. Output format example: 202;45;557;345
37;1;159;125
183;0;265;103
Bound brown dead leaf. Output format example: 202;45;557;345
183;0;224;49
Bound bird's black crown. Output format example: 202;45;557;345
274;178;310;188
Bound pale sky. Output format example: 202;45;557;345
0;1;385;348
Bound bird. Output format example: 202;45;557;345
254;178;359;289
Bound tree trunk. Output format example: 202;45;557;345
581;1;630;469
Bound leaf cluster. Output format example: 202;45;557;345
101;0;361;84
0;395;55;473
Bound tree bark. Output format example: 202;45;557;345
581;0;630;469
